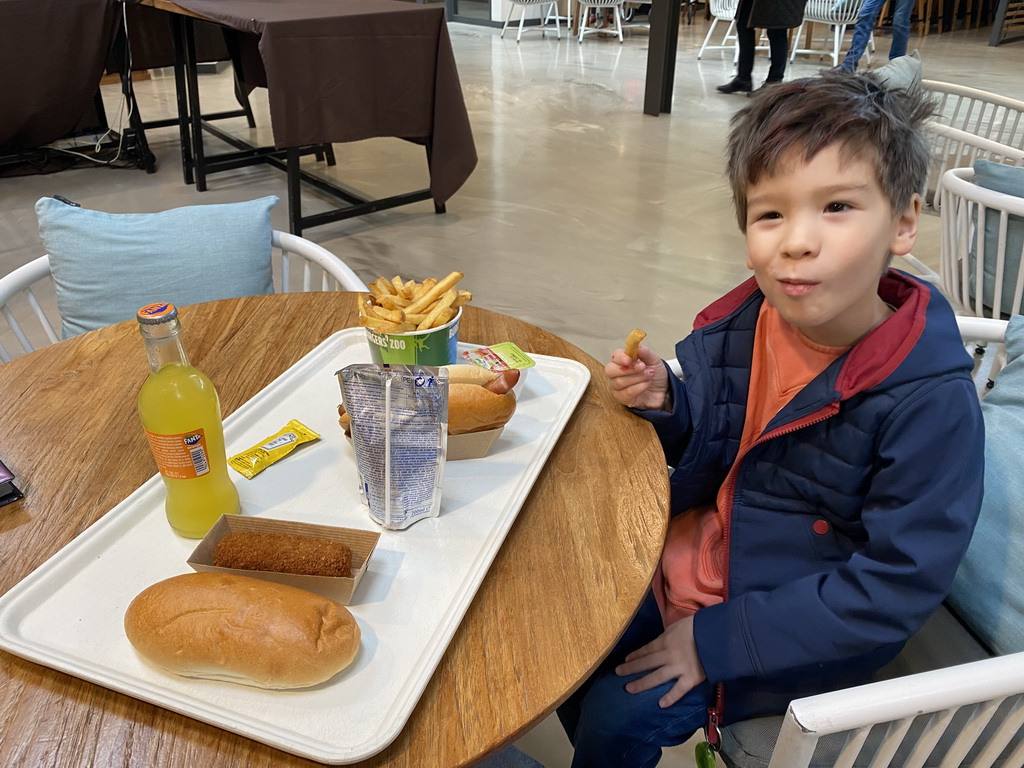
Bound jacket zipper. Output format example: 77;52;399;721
705;402;839;749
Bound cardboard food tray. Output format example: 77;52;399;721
188;515;380;604
0;329;590;765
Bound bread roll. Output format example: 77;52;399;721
124;573;360;689
448;382;516;435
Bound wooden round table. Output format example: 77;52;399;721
0;293;668;767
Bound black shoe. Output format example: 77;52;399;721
717;77;753;94
747;78;783;97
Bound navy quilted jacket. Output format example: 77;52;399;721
642;270;984;726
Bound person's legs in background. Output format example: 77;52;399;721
888;0;915;58
718;22;755;92
839;0;886;71
719;0;755;92
765;27;789;82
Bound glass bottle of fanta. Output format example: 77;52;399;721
136;302;239;537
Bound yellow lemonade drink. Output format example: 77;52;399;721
136;303;239;538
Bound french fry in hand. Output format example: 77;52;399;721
624;329;647;361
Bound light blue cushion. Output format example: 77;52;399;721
948;315;1024;655
872;50;922;92
969;159;1024;315
35;196;278;339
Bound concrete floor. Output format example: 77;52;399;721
1;12;1023;768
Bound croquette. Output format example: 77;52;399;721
213;531;352;577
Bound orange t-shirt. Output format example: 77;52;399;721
656;303;848;626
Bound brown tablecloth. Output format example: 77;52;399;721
113;4;235;73
168;0;477;206
0;0;116;150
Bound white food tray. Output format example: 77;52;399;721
0;328;590;764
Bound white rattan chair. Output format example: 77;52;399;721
0;230;367;363
697;0;739;58
789;0;866;68
501;0;562;42
696;0;771;62
940;167;1024;320
923;81;1024;210
926;80;1024;150
576;0;625;43
925;123;1024;210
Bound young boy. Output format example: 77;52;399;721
557;71;985;768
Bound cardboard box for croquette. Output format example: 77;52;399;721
188;515;379;605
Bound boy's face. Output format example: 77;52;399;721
744;144;921;348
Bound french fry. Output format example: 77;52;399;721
373;277;397;296
412;278;437;300
379;294;410;310
406;271;464;315
371;306;405;323
361;316;406;333
416;289;457;331
360;273;471;334
624;328;647;361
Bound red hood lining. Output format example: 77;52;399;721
691;271;930;398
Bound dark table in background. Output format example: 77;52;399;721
139;0;478;235
0;0;117;160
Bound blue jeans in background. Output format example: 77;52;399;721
841;0;914;71
556;592;715;768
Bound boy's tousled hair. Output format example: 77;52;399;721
726;71;935;231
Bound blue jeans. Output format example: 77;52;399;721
556;592;715;768
841;0;914;70
476;746;545;768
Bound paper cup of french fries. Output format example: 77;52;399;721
360;271;471;366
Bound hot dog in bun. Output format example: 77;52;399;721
338;366;518;436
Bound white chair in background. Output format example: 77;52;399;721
923;81;1024;210
696;0;772;62
576;0;626;43
940;167;1024;322
501;0;562;42
925;124;1024;210
789;0;867;68
0;230;367;363
926;80;1024;149
697;0;739;59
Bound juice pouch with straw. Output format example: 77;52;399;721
337;364;448;530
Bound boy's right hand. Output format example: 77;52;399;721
605;345;671;411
